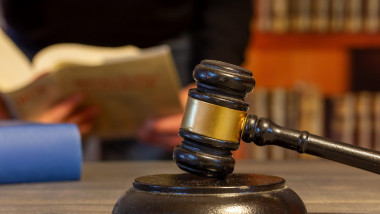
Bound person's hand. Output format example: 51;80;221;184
137;113;184;150
36;94;100;135
137;83;195;151
0;97;10;120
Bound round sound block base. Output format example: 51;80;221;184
112;173;306;214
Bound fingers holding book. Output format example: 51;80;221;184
36;93;100;135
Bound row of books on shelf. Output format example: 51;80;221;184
255;0;380;33
329;91;380;151
238;85;380;160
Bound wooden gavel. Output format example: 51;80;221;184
173;60;380;178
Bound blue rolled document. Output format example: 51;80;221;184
0;122;82;184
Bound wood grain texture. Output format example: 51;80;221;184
0;160;379;213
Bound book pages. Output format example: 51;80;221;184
3;44;182;138
0;29;33;92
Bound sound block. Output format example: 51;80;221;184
112;173;306;214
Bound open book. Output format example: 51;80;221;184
0;30;182;139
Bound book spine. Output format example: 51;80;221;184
285;88;301;159
247;88;269;160
355;92;373;149
331;0;346;32
326;95;339;140
340;92;357;145
345;0;363;33
272;0;290;33
255;0;380;33
312;0;330;33
364;0;380;33
256;0;273;32
373;93;380;151
268;88;286;160
298;84;324;159
293;0;312;32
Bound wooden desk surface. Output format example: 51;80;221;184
0;160;379;213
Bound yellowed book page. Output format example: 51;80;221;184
32;43;141;73
59;46;182;138
2;74;62;120
0;29;34;92
6;45;182;138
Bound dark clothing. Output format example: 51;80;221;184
1;0;252;85
1;0;252;160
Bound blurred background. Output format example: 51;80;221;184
237;0;380;160
1;0;379;161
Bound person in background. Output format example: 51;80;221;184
0;0;252;160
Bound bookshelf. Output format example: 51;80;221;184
235;0;380;160
243;32;380;95
243;37;350;95
250;33;380;49
243;0;380;96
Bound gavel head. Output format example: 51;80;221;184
173;60;255;178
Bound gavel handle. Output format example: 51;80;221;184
242;115;380;174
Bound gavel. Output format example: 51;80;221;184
173;60;380;178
